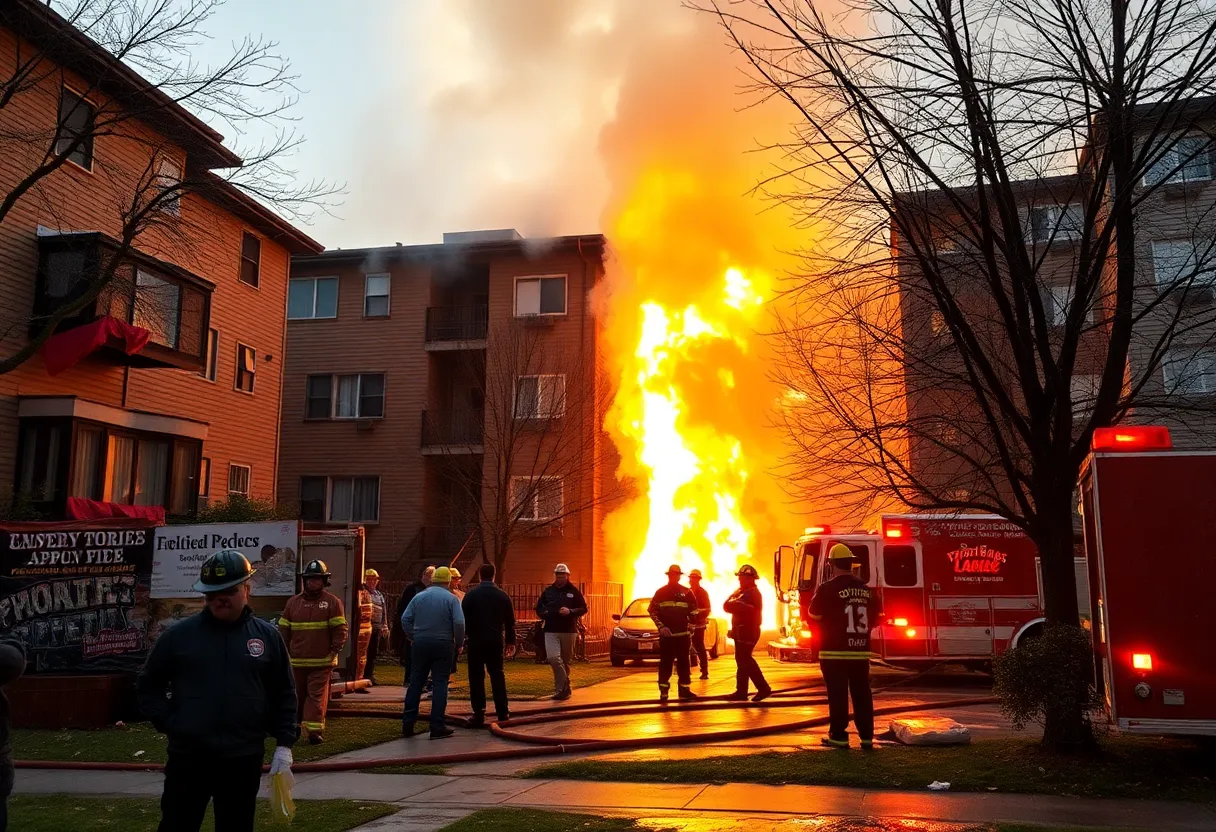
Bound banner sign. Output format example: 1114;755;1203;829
0;523;155;673
152;521;299;599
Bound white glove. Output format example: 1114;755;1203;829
270;746;293;779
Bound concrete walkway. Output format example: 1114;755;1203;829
14;769;1215;830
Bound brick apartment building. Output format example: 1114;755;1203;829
898;98;1216;492
280;230;615;584
0;1;322;520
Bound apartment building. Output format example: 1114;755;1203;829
279;230;613;584
0;1;322;520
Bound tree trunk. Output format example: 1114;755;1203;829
492;536;510;585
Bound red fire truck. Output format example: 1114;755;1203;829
1080;426;1216;737
770;514;1085;667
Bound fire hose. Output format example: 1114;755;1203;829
14;670;996;773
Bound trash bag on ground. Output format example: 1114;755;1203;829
270;770;296;825
889;716;972;746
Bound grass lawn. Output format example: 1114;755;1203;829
438;809;1137;832
370;658;638;699
13;718;445;771
527;735;1216;802
9;795;395;831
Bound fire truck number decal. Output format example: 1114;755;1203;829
845;606;870;634
947;544;1008;581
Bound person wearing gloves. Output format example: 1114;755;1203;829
137;550;297;832
279;559;349;744
535;563;586;700
400;566;465;739
0;635;25;832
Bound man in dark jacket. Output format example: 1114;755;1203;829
138;550;297;832
0;636;25;832
687;568;712;679
535;563;586;700
723;564;771;703
461;563;516;727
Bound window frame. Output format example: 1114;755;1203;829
300;475;381;525
1070;373;1102;415
239;232;261;288
1151;239;1216;298
200;328;218;381
287;276;339;320
879;543;923;589
154;156;182;215
55;86;96;172
227;463;252;496
199;456;211;497
1144;134;1214;187
1045;282;1095;327
1029;203;1083;243
235;343;256;394
1162;348;1216;396
513;274;569;317
363;273;391;318
304;373;386;420
513;373;566;420
510;475;564;522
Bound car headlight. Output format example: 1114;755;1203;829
612;627;627;639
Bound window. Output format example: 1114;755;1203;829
328;476;380;523
288;277;339;319
1151;240;1216;298
511;476;563;521
55;88;94;169
515;275;567;316
1145;135;1213;186
364;274;390;317
1045;283;1095;326
930;310;947;338
198;457;211;497
70;427;103;500
239;233;261;287
168;442;198;515
306;373;385;419
17;424;63;502
1163;348;1216;396
798;540;822;587
1030;203;1083;243
235;344;256;393
133;270;182;348
154;158;181;214
1071;374;1101;414
200;329;218;381
514;374;565;419
228;463;251;496
300;476;326;522
823;542;872;584
882;545;919;587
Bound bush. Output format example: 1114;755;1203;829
178;494;295;525
0;489;46;522
993;623;1100;749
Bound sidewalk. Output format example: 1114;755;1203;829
14;769;1216;830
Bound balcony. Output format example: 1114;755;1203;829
425;305;488;350
421;409;484;454
34;231;212;372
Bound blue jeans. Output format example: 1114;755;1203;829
402;639;453;734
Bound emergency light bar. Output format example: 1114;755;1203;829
881;518;909;539
1092;426;1172;452
803;525;831;536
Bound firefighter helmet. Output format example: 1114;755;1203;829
689;568;703;579
193;549;256;593
735;564;759;579
364;568;380;580
302;559;331;583
828;543;855;562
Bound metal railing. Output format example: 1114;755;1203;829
421;408;484;446
425;305;488;342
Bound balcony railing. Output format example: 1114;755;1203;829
425;305;488;343
421;408;484;447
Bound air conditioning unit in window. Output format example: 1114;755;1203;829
356;419;375;432
521;315;556;328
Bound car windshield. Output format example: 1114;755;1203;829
622;599;651;617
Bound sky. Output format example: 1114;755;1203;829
196;0;728;250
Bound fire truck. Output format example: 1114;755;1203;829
1080;426;1216;737
769;514;1086;667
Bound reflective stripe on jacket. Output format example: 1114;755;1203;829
279;590;348;668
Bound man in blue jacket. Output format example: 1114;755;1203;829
137;550;297;832
400;566;465;739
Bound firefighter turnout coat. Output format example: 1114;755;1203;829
279;590;348;736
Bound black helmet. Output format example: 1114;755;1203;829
302;559;331;579
193;549;255;593
736;564;760;579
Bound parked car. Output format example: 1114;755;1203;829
609;597;722;667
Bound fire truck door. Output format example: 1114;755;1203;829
931;596;994;655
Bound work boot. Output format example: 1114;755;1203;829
308;733;324;745
699;669;710;680
430;727;455;740
752;686;773;703
658;686;670;703
562;683;572;698
466;714;486;729
403;722;422;738
497;712;511;723
724;691;750;702
677;687;698;701
821;736;850;749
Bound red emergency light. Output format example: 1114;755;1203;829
1092;426;1172;452
882;518;909;539
803;525;832;536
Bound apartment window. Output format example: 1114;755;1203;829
364;274;390;317
239;232;261;287
57;422;198;513
1145;135;1213;186
511;476;563;522
305;373;385;419
132;270;182;349
288;277;339;319
228;463;251;496
1045;283;1095;326
1163;348;1216;396
154;157;181;214
1070;374;1101;415
1151;240;1216;299
1029;203;1083;243
300;476;380;524
17;424;62;502
55;88;94;169
515;275;567;316
235;344;256;393
200;329;218;381
514;374;565;419
199;457;211;497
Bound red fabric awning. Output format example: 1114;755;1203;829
65;497;165;524
42;316;151;376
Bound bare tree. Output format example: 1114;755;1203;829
0;0;336;373
427;319;624;583
705;0;1216;747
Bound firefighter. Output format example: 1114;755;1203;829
648;564;698;702
809;543;883;749
723;564;771;702
279;559;349;744
361;569;389;687
687;568;712;680
354;578;374;685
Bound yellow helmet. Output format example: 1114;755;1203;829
828;543;854;562
432;566;452;584
364;568;380;579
